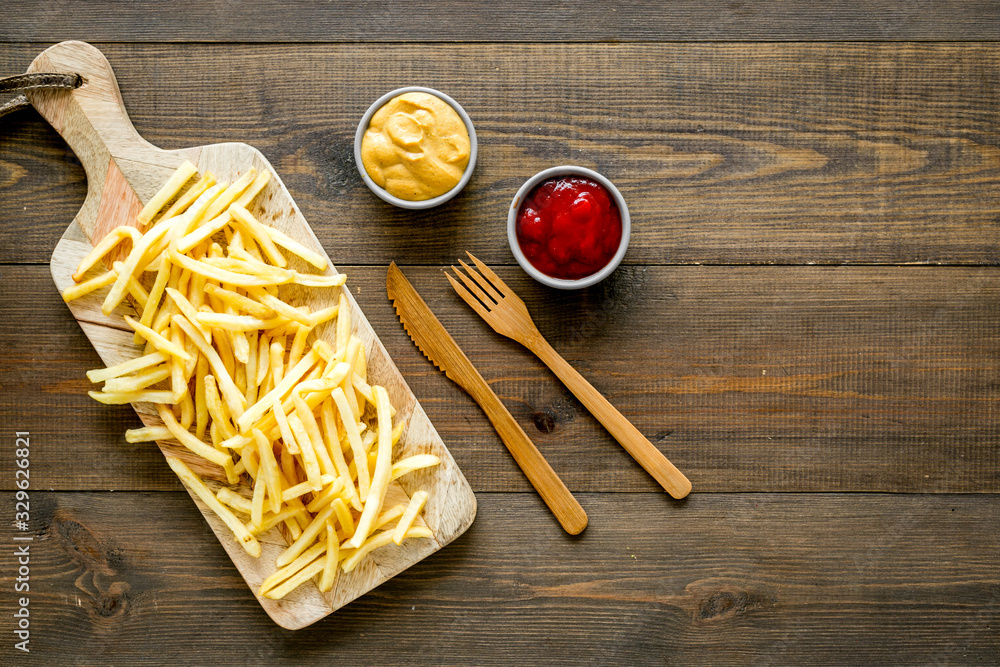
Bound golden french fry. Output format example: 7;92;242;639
137;161;198;227
291;272;347;287
124;315;191;361
262;224;327;271
75;163;436;599
176;211;232;254
136;256;172;343
341;527;432;573
102;214;180;315
393;490;429;545
232;169;271;211
276;504;336;568
288;413;322;491
203;168;256;222
124;425;173;443
253;429;283;515
87;352;167;383
349;386;394;549
320;522;339;592
62;269;118;302
204;283;274;319
157;403;231;467
263;557;326;600
166;456;260;557
73;226;142;282
230;205;286;268
157;171;215;224
88;389;175;405
217;487;252;514
333;386;368;502
102;364;171;393
391;454;441;481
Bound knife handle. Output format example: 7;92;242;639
465;376;588;535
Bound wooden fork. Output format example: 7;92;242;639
447;253;692;499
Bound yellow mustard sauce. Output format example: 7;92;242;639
360;92;471;201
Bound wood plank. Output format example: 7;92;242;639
4;265;997;493
0;491;996;663
3;43;999;266
1;1;998;42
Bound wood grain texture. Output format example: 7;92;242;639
2;43;999;266
1;1;999;42
0;491;997;665
4;264;997;493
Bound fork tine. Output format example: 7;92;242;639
466;252;512;295
451;264;494;307
445;270;493;321
458;259;502;304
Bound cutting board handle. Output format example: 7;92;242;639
25;41;193;242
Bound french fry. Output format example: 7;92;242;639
341;527;432;574
230;205;286;268
76;163;435;599
393;490;428;545
72;226;141;282
176;211;232;254
349;386;394;549
137;161;198;227
136;256;172;343
263;557;327;600
124;315;191;361
288;413;322;491
333;386;368;501
157;403;232;468
276;504;336;568
262;224;327;271
89;390;175;405
253;429;283;515
87;352;167;383
272;396;300;455
203;168;256;222
391;454;441;481
166;456;260;558
124;425;173;443
320;522;339;592
204;283;274;319
157;171;215;224
102;215;180;315
62;269;118;302
232;169;271;210
217;487;252;514
102;364;171;393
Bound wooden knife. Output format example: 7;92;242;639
387;262;588;535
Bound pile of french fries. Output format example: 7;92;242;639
63;161;439;599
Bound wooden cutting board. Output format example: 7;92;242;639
35;40;476;630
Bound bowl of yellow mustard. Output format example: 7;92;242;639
355;86;477;209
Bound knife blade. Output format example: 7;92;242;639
387;262;587;535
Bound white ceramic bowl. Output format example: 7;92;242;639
354;86;477;210
507;166;631;290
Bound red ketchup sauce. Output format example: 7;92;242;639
515;176;622;280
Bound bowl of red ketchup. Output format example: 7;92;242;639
508;166;630;289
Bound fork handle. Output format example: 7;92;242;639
464;375;588;535
528;338;692;499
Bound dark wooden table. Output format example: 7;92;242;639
2;4;999;664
